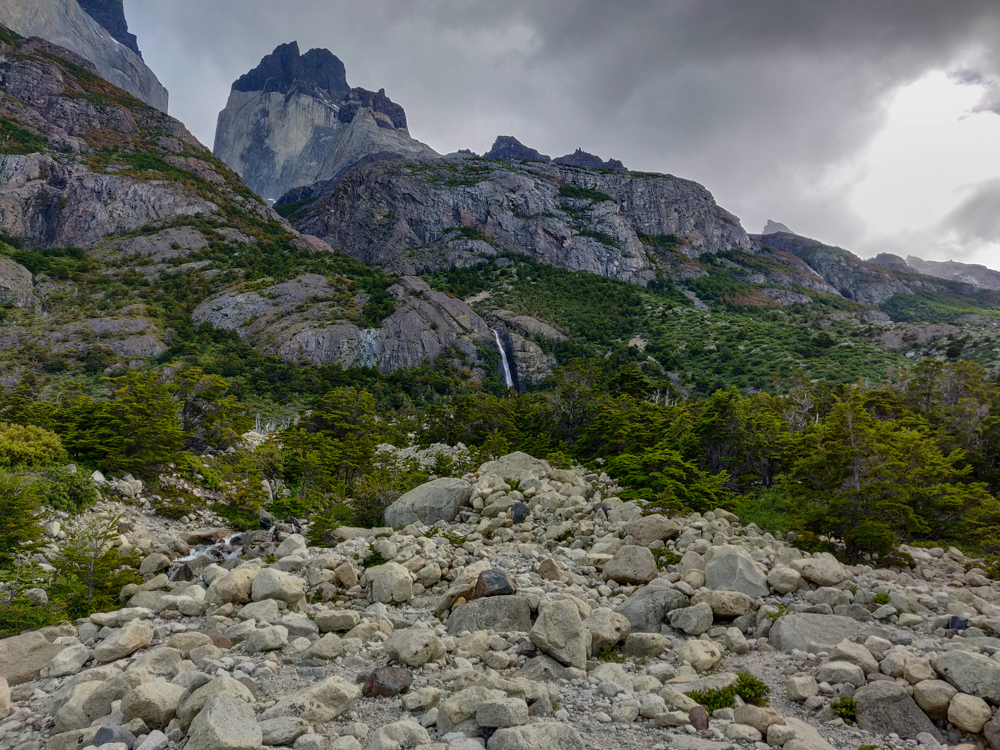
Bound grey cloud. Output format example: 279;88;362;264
126;0;1000;265
941;178;1000;243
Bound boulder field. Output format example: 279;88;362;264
1;450;998;750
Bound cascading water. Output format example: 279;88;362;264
492;329;515;390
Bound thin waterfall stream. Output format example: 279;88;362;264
492;329;515;389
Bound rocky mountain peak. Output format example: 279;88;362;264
232;41;350;100
484;136;551;162
553;148;627;171
214;42;435;201
762;219;793;234
76;0;138;56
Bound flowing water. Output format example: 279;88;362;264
492;329;514;389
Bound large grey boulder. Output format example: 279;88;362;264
121;681;185;729
186;693;261;750
477;452;551;482
487;722;585;750
854;681;941;741
704;546;768;598
528;600;591;670
447;596;532;634
94;621;153;663
384;627;444;668
615;582;689;633
367;562;413;604
263;676;360;723
768;614;859;654
602;545;658;585
0;631;66;685
384;477;473;526
931;650;1000;703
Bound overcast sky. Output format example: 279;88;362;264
128;0;1000;270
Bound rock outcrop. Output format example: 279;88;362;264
192;275;494;373
753;231;938;305
294;156;757;285
0;0;167;111
213;42;437;201
553;148;627;171
483;135;551;162
906;255;1000;291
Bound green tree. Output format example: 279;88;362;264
0;471;43;567
785;393;997;558
173;366;250;452
50;515;141;618
0;422;66;469
606;443;732;514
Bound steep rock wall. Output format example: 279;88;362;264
0;0;168;111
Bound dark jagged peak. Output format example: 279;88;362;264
77;0;139;56
484;136;550;162
869;253;911;273
553;148;627;171
762;219;793;235
338;87;407;129
232;41;350;100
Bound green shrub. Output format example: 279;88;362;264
652;547;681;570
37;467;98;513
873;592;891;605
595;645;627;663
0;422;66;469
831;697;856;723
686;685;736;712
735;672;770;707
0;597;68;638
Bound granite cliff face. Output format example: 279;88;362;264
0;0;168;111
213;42;437;202
291;155;756;285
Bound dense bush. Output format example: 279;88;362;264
0;422;66;469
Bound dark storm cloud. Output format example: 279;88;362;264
126;0;1000;260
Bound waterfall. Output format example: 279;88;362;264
492;329;515;389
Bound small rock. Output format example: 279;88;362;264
474;569;517;598
363;666;413;698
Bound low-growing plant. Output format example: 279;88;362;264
362;550;388;569
554;528;575;544
595;645;627;663
735;672;770;707
873;592;891;605
652;547;682;570
831;696;856;723
686;685;736;712
766;603;792;621
37;467;98;513
442;530;468;546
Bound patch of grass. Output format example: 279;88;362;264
554;528;575;544
559;185;615;203
0;119;45;155
362;549;388;569
873;592;891;605
578;228;620;248
441;530;468;546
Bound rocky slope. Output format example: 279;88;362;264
0;28;506;380
290;155;757;285
0;0;168;111
751;231;939;306
213;42;437;202
905;257;1000;292
4;448;1000;750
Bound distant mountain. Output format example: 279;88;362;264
0;0;167;111
762;219;792;235
213;42;437;201
906;256;1000;291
